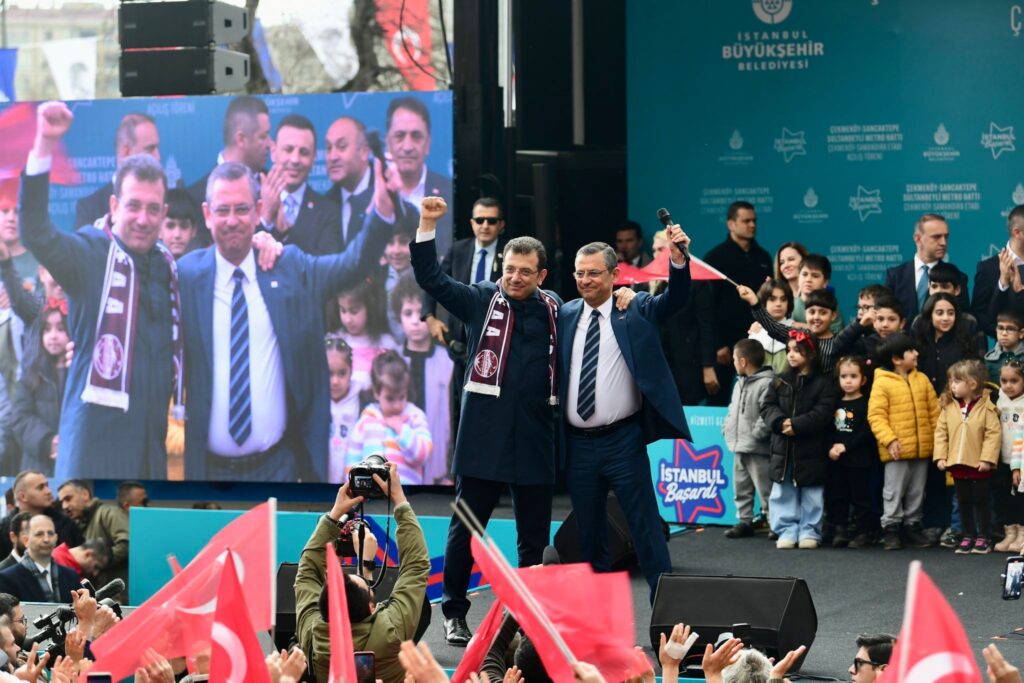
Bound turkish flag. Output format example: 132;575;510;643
879;562;982;683
326;542;358;683
470;537;644;683
90;502;277;680
613;250;730;285
209;552;271;683
375;0;436;90
452;599;506;683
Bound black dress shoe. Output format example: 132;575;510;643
444;617;472;646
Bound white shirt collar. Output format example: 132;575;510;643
913;254;935;272
475;238;499;255
586;296;614;319
32;559;50;574
281;183;307;207
343;167;372;202
1008;242;1024;266
215;247;257;288
405;166;428;198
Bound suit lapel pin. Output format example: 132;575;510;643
307;201;314;209
271;280;279;288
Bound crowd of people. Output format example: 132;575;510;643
701;202;1024;554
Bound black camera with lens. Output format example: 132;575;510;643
334;519;371;557
348;454;390;499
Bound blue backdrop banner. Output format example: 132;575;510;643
627;0;1024;316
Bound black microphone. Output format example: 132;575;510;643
93;578;125;603
657;207;688;260
365;130;407;224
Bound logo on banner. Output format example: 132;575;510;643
849;185;882;221
656;440;728;523
1013;5;1022;37
718;130;753;166
982;122;1016;159
923;123;960;163
1014;184;1024;206
752;0;793;24
773;128;806;162
794;187;829;224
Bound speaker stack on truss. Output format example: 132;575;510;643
119;0;251;96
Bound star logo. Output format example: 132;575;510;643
655;440;728;524
848;185;882;221
752;0;793;24
982;122;1016;159
773;128;807;163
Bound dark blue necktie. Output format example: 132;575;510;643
228;269;252;445
576;310;601;420
474;248;487;283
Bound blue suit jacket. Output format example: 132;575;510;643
177;211;393;482
558;262;692;446
884;260;969;321
0;562;79;603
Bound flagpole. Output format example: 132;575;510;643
268;498;278;627
897;560;921;681
451;500;578;665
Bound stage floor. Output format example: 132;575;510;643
405;491;1024;680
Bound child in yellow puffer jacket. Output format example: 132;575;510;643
867;334;939;550
934;359;1002;554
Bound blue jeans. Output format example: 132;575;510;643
566;421;671;602
769;462;824;542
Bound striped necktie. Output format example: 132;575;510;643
229;269;252;445
576;309;601;421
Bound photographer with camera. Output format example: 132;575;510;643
295;461;429;683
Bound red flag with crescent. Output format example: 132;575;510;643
878;561;981;683
209;551;271;683
326;542;358;683
89;501;277;680
375;0;436;90
613;250;730;285
451;599;506;683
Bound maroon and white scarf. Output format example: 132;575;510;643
465;287;559;404
81;218;185;418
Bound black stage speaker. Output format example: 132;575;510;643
119;1;249;49
120;47;249;96
553;494;637;570
273;562;400;651
649;575;816;672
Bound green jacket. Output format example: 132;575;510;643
295;503;429;683
80;498;129;596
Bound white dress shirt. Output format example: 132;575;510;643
913;254;934;289
208;249;287;456
280;183;307;227
471;239;499;283
566;296;642;428
341;166;372;243
400;166;428;208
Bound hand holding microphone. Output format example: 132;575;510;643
657;208;690;263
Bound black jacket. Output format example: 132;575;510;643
884;260;970;322
761;368;839;487
702;236;772;349
0;560;79;603
12;361;64;475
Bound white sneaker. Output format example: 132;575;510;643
798;538;820;549
776;538;797;549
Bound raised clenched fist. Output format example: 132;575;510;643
420;196;448;222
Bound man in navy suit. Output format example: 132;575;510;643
386;97;453;256
177;160;394;483
972;205;1024;337
187;96;271;246
260;114;342;255
0;514;78;603
884;213;969;321
410;196;559;646
560;230;692;602
323;115;418;252
75;112;161;229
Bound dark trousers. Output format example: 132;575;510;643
441;475;553;619
566;422;671;603
921;462;953;529
205;441;296;482
955;478;992;539
826;462;872;533
993;463;1024;525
